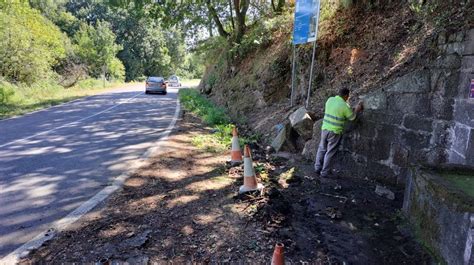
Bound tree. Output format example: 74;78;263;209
0;2;66;83
74;21;123;80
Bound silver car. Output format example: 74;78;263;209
167;75;181;87
145;76;167;94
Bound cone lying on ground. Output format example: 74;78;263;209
239;145;264;194
271;243;285;265
230;127;243;163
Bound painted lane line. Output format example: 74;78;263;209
0;97;181;264
0;84;144;122
0;92;143;149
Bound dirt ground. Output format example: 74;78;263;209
23;113;432;264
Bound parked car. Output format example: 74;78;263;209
145;76;167;94
167;75;181;87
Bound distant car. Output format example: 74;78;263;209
167;75;181;87
145;76;167;94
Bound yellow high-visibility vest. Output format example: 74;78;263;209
321;96;355;134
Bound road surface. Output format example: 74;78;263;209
0;85;180;258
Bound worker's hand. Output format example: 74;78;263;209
355;101;364;113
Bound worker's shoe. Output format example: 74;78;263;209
320;171;332;178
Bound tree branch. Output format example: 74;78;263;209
206;0;229;38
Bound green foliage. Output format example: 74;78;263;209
179;89;230;126
0;2;66;83
74;21;123;79
227;11;292;59
0;78;15;104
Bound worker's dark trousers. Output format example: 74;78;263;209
314;130;342;176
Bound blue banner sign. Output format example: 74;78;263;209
292;0;321;45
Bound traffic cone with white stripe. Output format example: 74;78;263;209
239;145;264;194
271;243;285;265
230;127;243;165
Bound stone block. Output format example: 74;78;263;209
372;137;392;161
365;160;396;181
362;91;387;110
431;95;454;121
302;139;317;161
431;121;452;148
403;114;433;132
445;42;465;55
448;149;466;164
356;119;377;138
403;168;474;265
453;99;474;127
385;70;430;94
311;119;323;139
461;56;474;72
437;31;447;45
452;124;470;155
432;54;462;69
289;107;315;141
448;33;457;42
363;110;403;125
271;122;296;152
457;72;474;98
387;93;431;115
392;144;409;166
430;69;459;97
463;28;474;55
402;130;431;150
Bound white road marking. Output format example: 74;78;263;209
0;92;143;149
0;96;181;265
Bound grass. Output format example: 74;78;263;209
179;88;260;152
181;79;201;87
441;173;474;198
0;78;129;119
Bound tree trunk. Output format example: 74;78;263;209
228;0;235;30
208;16;214;37
233;0;249;43
276;0;285;13
206;0;229;38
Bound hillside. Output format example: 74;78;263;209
200;0;473;181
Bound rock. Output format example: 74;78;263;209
203;84;212;94
271;123;296;152
119;230;152;249
375;185;395;200
289;107;315;141
302;139;317;160
385;70;430;94
301;119;323;160
362;91;387;110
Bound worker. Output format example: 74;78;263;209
314;88;363;177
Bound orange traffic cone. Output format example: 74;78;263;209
230;127;243;164
271;243;285;265
239;145;264;194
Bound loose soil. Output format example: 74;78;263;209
23;113;432;264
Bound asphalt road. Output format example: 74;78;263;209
0;85;180;258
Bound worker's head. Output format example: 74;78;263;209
338;88;351;101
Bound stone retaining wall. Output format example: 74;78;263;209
333;28;474;183
403;167;474;264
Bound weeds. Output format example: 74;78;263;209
179;88;260;152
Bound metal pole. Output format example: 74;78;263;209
305;40;317;109
290;45;297;107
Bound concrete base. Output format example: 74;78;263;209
239;183;264;194
403;166;474;264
